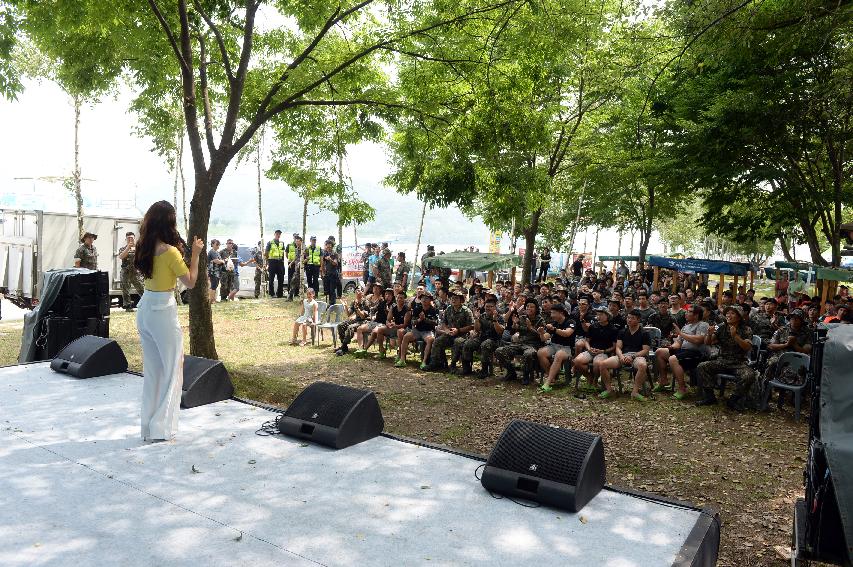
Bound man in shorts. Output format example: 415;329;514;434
396;291;439;369
655;305;709;399
537;302;576;391
600;309;651;400
572;307;618;391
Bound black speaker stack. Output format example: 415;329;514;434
38;271;110;360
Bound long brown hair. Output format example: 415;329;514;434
134;200;184;279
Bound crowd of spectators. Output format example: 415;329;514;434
331;256;852;411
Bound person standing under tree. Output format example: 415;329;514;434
74;231;98;269
321;239;341;306
133;200;204;442
118;232;144;311
538;248;551;282
304;236;323;294
249;240;264;298
265;230;285;298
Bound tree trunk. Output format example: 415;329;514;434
257;142;264;247
72;95;84;240
798;217;829;266
638;225;652;267
521;208;543;284
179;135;188;235
302;195;308;240
777;234;795;262
592;229;599;274
410;200;427;289
187;172;218;360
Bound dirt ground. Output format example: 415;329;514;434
1;296;810;566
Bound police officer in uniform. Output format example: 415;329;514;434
118;231;144;311
265;230;285;298
74;231;98;269
304;236;323;294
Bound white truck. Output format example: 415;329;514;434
0;208;142;309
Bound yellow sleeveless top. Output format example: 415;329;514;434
144;245;189;291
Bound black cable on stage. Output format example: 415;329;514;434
472;463;541;509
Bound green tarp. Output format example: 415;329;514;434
816;266;853;282
775;261;814;271
423;252;521;271
599;256;640;262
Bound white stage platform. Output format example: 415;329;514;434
0;362;718;566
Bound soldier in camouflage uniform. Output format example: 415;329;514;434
463;293;505;378
762;309;812;386
118;232;144;311
250;241;265;298
73;231;98;270
495;298;547;384
646;298;675;347
427;290;474;371
394;252;411;288
334;288;370;355
376;248;393;287
748;298;783;345
696;305;756;410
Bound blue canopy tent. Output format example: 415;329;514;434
647;256;754;304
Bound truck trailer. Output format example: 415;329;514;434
0;208;142;309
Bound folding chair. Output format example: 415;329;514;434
317;303;346;347
760;352;810;421
309;301;328;345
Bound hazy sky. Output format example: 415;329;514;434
0;77;698;264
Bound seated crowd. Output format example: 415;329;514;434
327;255;852;411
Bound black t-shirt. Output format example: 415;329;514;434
372;300;390;323
571;260;583;277
572;310;594;337
610;313;627;331
390;303;409;325
587;322;618;350
618;326;650;354
411;303;439;331
550;317;576;346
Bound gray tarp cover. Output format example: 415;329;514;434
820;323;853;558
19;268;98;363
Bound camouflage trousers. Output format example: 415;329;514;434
338;319;363;347
254;268;264;298
219;271;235;300
121;267;144;307
698;359;756;397
495;343;539;373
429;334;467;367
461;336;500;364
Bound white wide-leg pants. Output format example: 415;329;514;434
136;290;184;440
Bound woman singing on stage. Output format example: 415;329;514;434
134;201;204;442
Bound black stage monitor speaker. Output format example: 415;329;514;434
277;381;384;449
50;335;129;378
181;356;235;409
481;420;606;513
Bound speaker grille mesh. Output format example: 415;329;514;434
284;382;369;428
486;421;597;485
